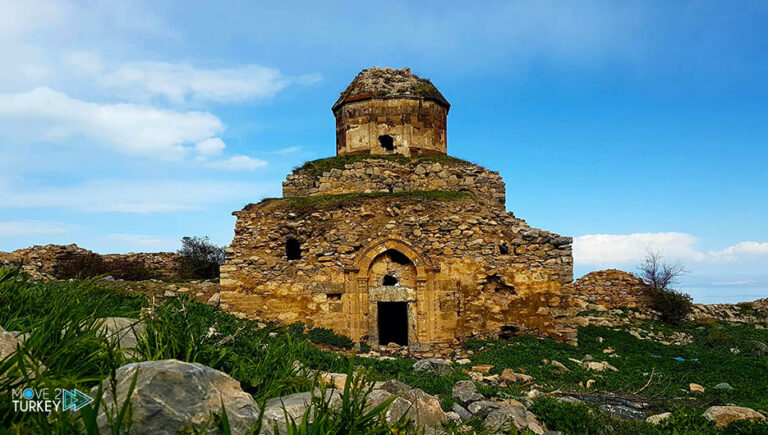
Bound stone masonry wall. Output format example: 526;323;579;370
334;99;447;157
0;244;181;279
283;158;506;207
562;269;654;310
220;194;573;346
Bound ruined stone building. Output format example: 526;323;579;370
220;67;575;351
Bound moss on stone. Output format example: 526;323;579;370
293;155;475;177
257;190;474;210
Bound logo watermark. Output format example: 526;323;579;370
11;387;93;413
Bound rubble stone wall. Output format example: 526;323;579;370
0;244;181;279
334;99;447;157
561;269;654;309
220;194;574;348
283;158;507;207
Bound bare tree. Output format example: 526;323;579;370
638;248;689;290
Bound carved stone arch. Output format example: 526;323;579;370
352;235;439;280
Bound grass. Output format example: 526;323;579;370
292;154;475;177
257;190;474;210
1;267;767;434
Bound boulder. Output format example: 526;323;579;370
207;293;221;306
92;359;260;434
471;364;493;374
550;360;569;373
501;369;534;384
599;404;645;420
0;327;23;360
413;358;454;375
378;379;411;395
319;372;348;390
451;380;483;406
262;389;342;433
365;385;446;430
584;361;619;372
714;382;734;391
484;405;547;435
646;412;672;425
451;403;473;421
468;400;500;417
703;406;766;427
96;317;145;351
689;383;705;393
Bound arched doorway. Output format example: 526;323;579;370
367;249;416;346
343;236;440;350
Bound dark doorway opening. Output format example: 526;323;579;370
378;135;395;151
378;302;408;346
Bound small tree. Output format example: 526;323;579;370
177;236;226;279
638;249;692;324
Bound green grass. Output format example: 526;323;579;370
2;267;767;434
258;190;474;210
292;154;475;177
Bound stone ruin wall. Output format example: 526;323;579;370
562;269;654;310
0;244;181;279
220;195;576;347
334;99;447;157
283;159;507;207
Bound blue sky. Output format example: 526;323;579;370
0;1;766;303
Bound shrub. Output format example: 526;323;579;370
705;331;735;348
651;287;692;325
177;236;226;279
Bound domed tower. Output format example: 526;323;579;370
332;67;450;157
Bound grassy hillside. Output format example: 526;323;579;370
1;267;767;434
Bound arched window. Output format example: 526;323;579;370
378;135;395;151
286;238;301;260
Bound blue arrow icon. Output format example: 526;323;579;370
62;389;94;412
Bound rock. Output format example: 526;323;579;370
689;383;705;393
452;380;484;405
750;341;768;356
96;317;145;351
586;379;596;389
378;379;411;395
584;361;618;372
413;358;454;375
445;411;462;423
206;293;221;306
714;382;734;391
163;290;176;298
263;389;342;433
92;359;260;434
484;405;529;433
0;327;23;360
550;360;569;373
646;412;672;425
467;400;500;417
320;372;348;390
472;364;493;374
451;403;473;421
455;358;471;365
468;371;484;381
501;368;534;384
599;404;645;420
368;385;447;430
703;406;766;427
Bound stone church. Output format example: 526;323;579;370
220;67;575;351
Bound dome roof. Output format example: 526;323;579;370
332;67;450;111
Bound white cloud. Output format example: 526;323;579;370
204;155;268;171
0;179;269;213
708;242;768;262
0;87;225;160
102;233;179;251
93;61;321;104
195;137;226;156
574;232;768;267
0;220;75;237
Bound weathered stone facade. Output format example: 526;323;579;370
222;67;576;350
333;67;449;157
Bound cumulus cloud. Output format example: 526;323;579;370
204;155;268;171
91;61;321;104
195;137;226;156
574;232;768;267
0;179;269;213
0;220;76;237
0;87;225;160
